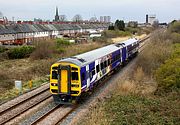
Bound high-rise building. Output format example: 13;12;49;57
100;16;104;22
99;16;111;23
148;15;156;25
146;14;148;24
54;6;59;22
145;14;156;25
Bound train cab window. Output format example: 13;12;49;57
72;72;79;80
108;59;111;65
52;71;58;79
96;65;100;72
72;67;78;71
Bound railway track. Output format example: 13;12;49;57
30;105;76;125
0;85;51;125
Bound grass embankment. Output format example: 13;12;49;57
78;22;180;125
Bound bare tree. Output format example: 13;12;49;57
152;20;159;29
89;17;97;22
73;14;83;22
59;15;67;22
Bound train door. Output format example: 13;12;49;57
57;65;71;94
60;70;68;93
122;47;127;62
86;65;90;90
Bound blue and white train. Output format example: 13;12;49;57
50;38;139;104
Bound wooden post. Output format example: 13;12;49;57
29;80;33;89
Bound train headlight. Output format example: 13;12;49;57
51;83;57;86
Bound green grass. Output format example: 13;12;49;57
0;76;48;103
104;92;179;125
80;90;180;125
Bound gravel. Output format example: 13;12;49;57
20;100;56;125
0;83;49;112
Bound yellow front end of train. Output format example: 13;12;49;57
50;62;81;104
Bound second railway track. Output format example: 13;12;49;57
30;105;76;125
0;84;51;125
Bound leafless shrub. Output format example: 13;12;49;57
133;67;145;83
171;32;180;43
117;80;137;94
30;40;55;60
0;52;9;61
137;30;172;75
0;70;13;90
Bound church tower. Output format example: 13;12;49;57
55;6;59;21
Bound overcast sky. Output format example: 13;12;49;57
0;0;180;23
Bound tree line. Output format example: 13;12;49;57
108;20;125;31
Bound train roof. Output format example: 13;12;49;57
58;38;138;67
58;44;120;66
121;38;138;46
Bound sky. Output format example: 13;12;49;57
0;0;180;23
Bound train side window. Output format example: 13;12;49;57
104;61;107;67
112;56;115;62
92;69;95;76
100;62;104;70
96;65;100;72
81;73;85;81
117;55;120;60
108;59;111;65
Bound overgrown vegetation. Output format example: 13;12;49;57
155;44;180;89
81;90;180;125
0;46;6;53
102;30;131;38
78;21;180;125
8;46;35;59
30;41;54;60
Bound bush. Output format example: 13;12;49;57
137;32;172;75
56;38;71;47
30;41;54;60
27;59;55;78
0;46;6;53
171;32;180;43
125;27;139;35
168;21;180;34
0;71;13;89
155;43;180;89
0;52;9;61
102;30;131;38
155;58;180;88
8;46;35;59
92;36;108;43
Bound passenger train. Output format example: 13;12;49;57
50;38;139;104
